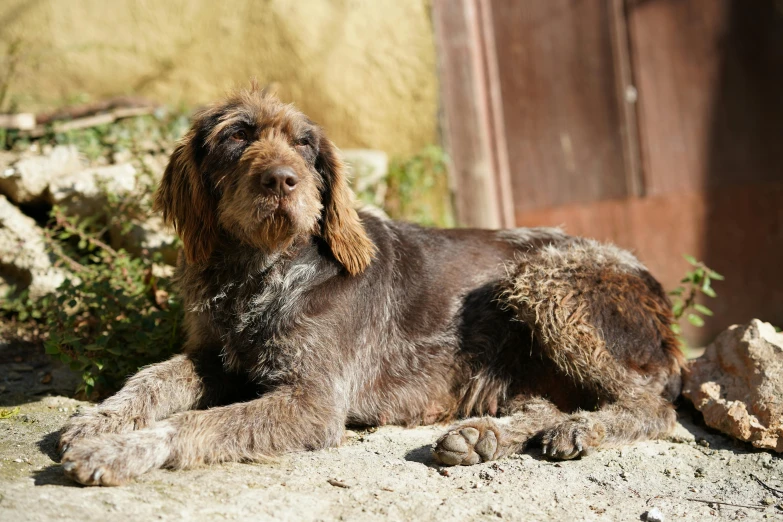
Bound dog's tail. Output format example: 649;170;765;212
498;238;684;402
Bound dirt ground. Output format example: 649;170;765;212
1;354;782;521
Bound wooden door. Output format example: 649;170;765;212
433;0;783;345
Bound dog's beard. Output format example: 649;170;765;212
252;203;297;252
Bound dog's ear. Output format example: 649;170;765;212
153;132;220;265
316;135;375;275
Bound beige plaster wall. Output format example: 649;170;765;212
0;0;438;156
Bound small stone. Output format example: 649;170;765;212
644;507;665;522
327;478;350;489
697;439;710;448
694;467;705;477
759;453;773;469
479;470;494;481
762;496;775;506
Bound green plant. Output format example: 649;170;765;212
669;254;724;336
0;407;21;419
39;206;182;398
385;145;454;227
0;171;183;398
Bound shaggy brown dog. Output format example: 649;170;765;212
58;86;684;486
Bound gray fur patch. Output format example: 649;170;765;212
495;227;567;247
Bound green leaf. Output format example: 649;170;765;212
671;323;682;334
709;270;725;280
694;304;713;316
683;254;699;266
687;314;705;327
44;341;60;355
701;286;717;298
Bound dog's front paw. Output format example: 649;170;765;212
433;419;501;466
58;410;148;455
61;438;136;486
61;428;173;487
540;416;605;460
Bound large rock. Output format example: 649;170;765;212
683;320;783;452
0;145;138;216
0;195;69;298
342;149;388;207
109;215;179;266
0;145;83;204
49;163;137;216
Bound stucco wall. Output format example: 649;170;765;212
0;0;438;156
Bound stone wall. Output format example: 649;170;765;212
0;0;438;156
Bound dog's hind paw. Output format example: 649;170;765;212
540;416;605;460
433;420;500;466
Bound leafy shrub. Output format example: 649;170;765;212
669;254;724;336
38;205;182;398
384;145;454;227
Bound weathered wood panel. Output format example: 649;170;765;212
432;0;505;228
489;0;630;211
628;0;783;195
434;0;783;344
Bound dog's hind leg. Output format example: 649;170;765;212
500;239;684;460
538;394;676;459
433;397;567;465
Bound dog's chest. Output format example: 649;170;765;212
201;258;322;382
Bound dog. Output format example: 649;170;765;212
58;86;684;486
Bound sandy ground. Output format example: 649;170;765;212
1;356;782;521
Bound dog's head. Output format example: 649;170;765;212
154;86;375;275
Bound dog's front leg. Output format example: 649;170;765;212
61;384;344;486
58;353;211;454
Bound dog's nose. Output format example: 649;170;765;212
260;167;299;196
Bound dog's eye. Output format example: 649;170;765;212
295;137;311;148
231;130;248;142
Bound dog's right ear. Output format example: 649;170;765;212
153;131;220;265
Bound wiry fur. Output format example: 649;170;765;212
59;87;684;486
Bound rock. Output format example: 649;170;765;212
49;163;137;216
644;507;664;522
0;145;83;204
0;113;35;130
109;215;179;266
0;195;70;298
683;320;783;452
343;149;388;206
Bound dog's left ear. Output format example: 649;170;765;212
316;135;375;276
